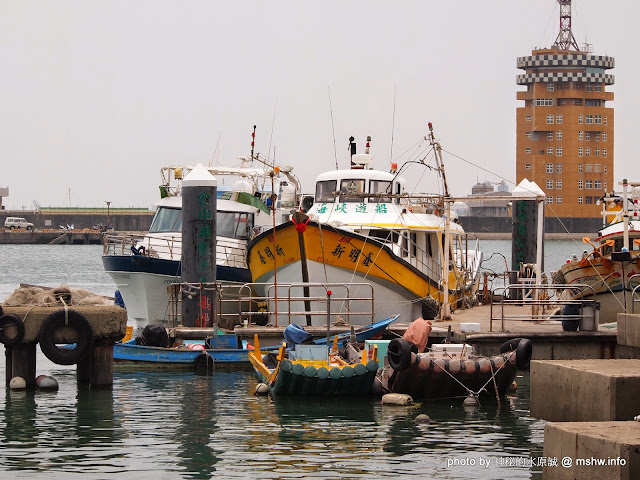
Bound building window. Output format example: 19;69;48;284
574;99;583;105
585;133;590;141
546;163;554;173
546;197;553;204
595;133;600;141
602;132;607;142
586;180;593;189
556;147;562;157
525;115;532;121
585;164;593;172
547;132;554;141
586;196;593;204
547;180;554;189
594;180;602;189
578;131;584;141
594;164;601;173
595;84;602;92
578;114;584;124
547;83;554;92
556;130;562;140
586;115;594;124
525;132;532;139
578;163;583;173
546;114;554;124
578;196;583;204
556;163;562;173
578;147;583;157
604;116;608;125
556;196;562;204
586;147;591;156
595;115;602;124
525;163;532;170
556;180;562;189
556;114;563;124
578;180;583;189
604;180;607;190
525;147;531;153
595;148;600;157
586;83;593;92
575;83;584;90
604;164;607;173
536;98;554;106
547;147;554;155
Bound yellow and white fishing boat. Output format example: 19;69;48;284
247;124;482;326
557;179;640;323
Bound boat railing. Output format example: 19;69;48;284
489;283;599;332
238;282;376;327
396;234;442;282
103;232;247;265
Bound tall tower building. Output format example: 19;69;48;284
516;0;614;218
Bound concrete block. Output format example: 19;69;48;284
530;359;640;421
618;314;640;349
543;422;640;480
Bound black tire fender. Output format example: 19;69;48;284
499;337;532;370
0;314;25;346
39;309;95;365
421;297;439;321
387;338;413;371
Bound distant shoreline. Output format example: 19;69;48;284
466;232;592;241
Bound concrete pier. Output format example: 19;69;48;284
543;422;640;480
530;359;640;421
1;305;126;388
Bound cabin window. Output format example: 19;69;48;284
217;211;254;239
149;207;182;232
315;180;337;202
340;179;365;202
369;229;399;244
410;232;417;257
369;180;393;203
395;183;401;204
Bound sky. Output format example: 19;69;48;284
0;0;636;210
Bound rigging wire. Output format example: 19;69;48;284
328;86;339;170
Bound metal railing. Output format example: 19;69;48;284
165;281;375;329
489;283;598;332
630;274;640;313
103;231;247;266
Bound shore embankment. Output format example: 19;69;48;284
467;232;592;241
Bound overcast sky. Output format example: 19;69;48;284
0;1;635;210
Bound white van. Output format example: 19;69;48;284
4;217;34;230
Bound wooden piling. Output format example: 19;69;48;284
10;343;36;388
89;340;114;388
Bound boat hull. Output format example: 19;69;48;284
248;221;476;325
113;339;250;366
380;352;518;400
103;255;252;334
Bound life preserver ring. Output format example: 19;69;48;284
387;338;413;371
0;314;25;346
499;337;532;370
38;309;95;365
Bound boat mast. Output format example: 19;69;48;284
622;179;630;251
426;123;451;320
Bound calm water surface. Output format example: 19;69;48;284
0;242;569;479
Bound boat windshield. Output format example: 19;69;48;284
369;180;392;203
149;207;182;233
315;180;337;202
217;211;254;239
340;179;365;202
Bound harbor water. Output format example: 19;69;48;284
0;241;583;479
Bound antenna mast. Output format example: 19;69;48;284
552;0;580;51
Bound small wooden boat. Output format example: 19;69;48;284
248;335;380;396
113;314;400;369
375;337;532;400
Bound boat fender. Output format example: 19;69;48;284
0;314;26;346
9;376;27;390
316;367;330;379
304;365;317;378
499;337;525;354
463;395;478;407
292;363;305;376
415;414;431;424
255;383;269;395
36;375;59;391
194;353;214;372
342;366;355;378
353;363;367;376
382;393;414;406
280;360;293;372
387;338;413;371
38;309;95;365
329;367;342;379
515;338;532;370
365;360;380;372
130;245;146;256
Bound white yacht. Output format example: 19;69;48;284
103;157;301;334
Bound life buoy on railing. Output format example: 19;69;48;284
0;314;25;346
38;309;95;365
